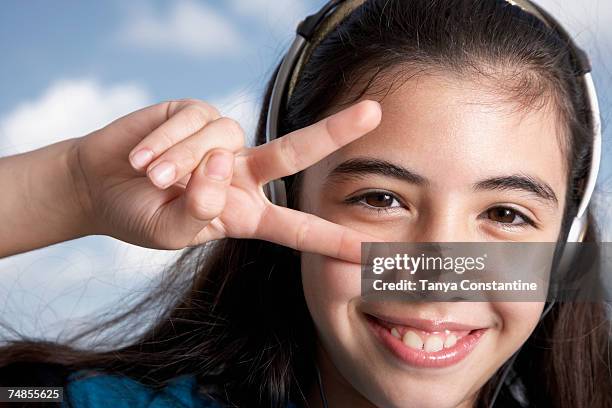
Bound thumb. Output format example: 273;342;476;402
153;148;235;247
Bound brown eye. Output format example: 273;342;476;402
486;207;529;225
344;191;405;215
364;192;397;208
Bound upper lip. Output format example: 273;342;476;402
365;311;487;332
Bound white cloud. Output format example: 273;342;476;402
229;0;309;37
118;0;244;58
0;78;151;156
0;78;264;156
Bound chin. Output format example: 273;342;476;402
301;255;541;408
315;315;492;408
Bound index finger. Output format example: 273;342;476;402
254;203;385;264
248;100;382;185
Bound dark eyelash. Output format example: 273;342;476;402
344;191;404;214
344;193;538;228
487;206;537;229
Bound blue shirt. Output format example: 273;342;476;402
61;370;298;408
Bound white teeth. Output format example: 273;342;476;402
444;334;458;349
424;335;444;352
402;331;424;350
396;328;460;351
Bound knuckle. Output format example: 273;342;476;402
217;117;245;147
295;217;311;251
174;146;201;171
182;105;212;132
157;128;177;150
166;99;220;120
324;116;343;149
186;99;220;117
163;99;183;118
246;152;266;184
253;203;273;239
178;97;201;105
278;135;300;174
337;228;348;259
204;102;221;118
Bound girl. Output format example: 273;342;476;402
1;0;611;407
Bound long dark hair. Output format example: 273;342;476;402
1;0;611;407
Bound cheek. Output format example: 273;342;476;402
301;252;361;312
494;302;544;348
301;252;362;339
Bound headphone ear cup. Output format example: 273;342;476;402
549;215;588;302
557;215;587;273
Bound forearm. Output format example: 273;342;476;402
0;137;92;258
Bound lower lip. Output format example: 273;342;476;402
366;314;487;369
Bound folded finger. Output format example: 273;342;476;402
145;117;244;189
128;100;221;171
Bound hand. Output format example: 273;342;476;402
73;98;383;263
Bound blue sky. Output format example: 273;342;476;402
0;0;324;111
0;0;330;153
1;0;612;341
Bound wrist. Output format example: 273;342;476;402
62;136;98;238
0;137;97;257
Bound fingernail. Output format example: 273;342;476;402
149;161;176;188
130;149;154;169
205;151;233;180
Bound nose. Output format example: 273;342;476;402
409;203;477;242
401;204;484;301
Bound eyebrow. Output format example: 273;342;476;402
473;175;558;207
323;157;429;187
323;157;558;207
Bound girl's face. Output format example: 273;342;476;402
299;73;567;408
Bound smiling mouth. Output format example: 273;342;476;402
364;313;488;368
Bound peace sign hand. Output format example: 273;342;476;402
74;99;383;263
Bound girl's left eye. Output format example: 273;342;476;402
344;191;405;214
482;206;536;228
